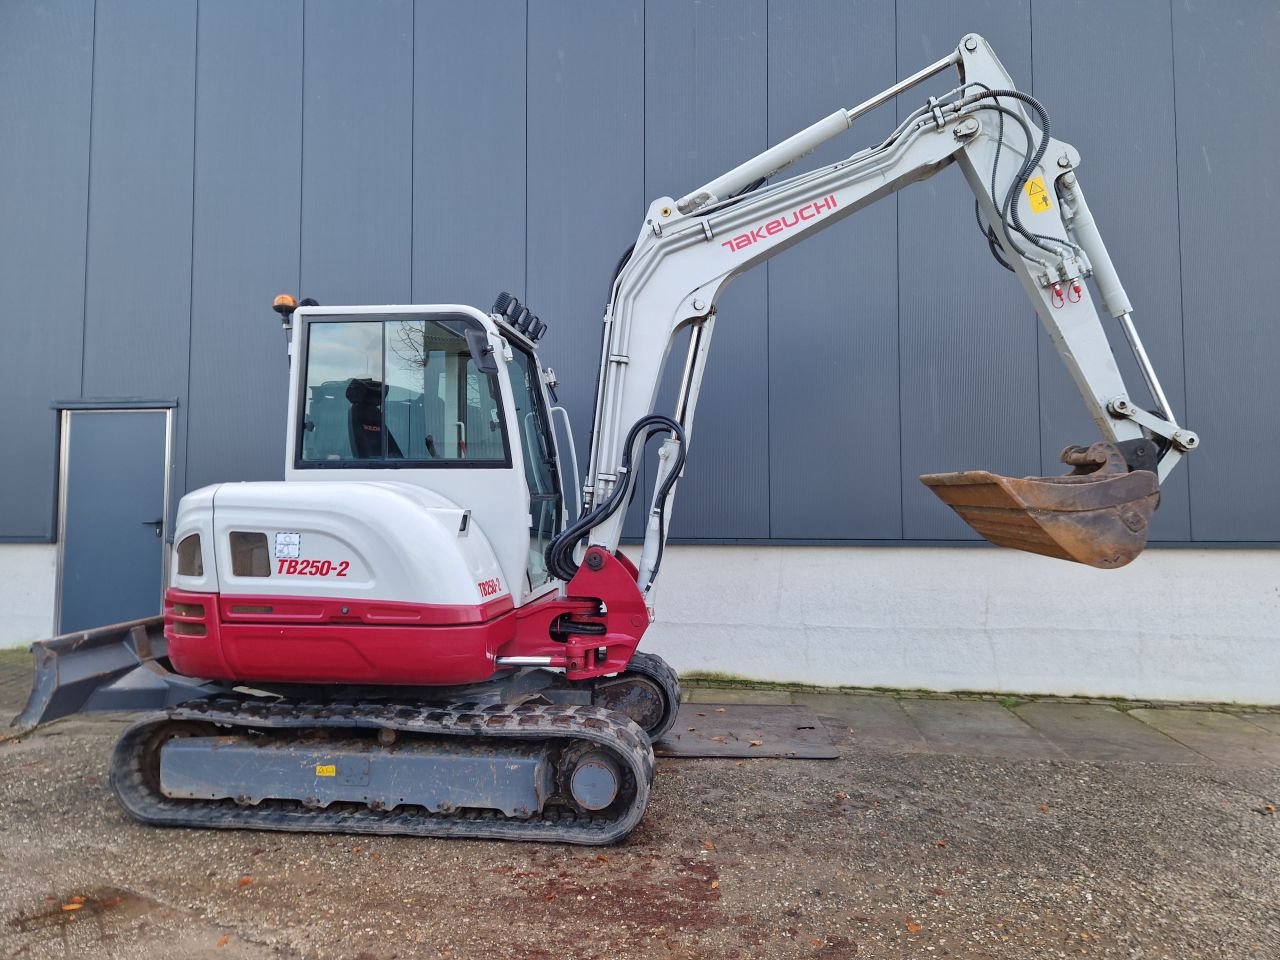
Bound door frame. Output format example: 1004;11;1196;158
53;402;175;635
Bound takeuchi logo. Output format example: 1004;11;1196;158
720;194;839;252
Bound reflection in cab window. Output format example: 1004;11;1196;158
300;318;508;466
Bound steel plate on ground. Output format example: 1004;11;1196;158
654;704;837;759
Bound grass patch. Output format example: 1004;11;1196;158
0;649;32;669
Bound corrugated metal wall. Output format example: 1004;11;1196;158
1;0;1277;544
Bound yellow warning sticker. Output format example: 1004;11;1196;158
1025;176;1053;213
315;764;337;777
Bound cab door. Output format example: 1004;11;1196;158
506;344;563;591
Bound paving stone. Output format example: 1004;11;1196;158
791;692;930;754
656;704;837;758
1130;709;1280;768
1015;701;1201;764
898;698;1066;760
1240;713;1280;736
682;686;793;705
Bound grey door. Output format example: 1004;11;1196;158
58;410;169;633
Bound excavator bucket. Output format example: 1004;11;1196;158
920;442;1159;569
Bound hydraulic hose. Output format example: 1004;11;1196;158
546;414;687;582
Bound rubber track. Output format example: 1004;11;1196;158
622;651;683;743
110;699;654;846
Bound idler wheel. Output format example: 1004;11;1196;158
561;747;622;812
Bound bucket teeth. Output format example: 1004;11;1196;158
920;465;1159;569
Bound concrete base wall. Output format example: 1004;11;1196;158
0;544;56;649
643;545;1280;705
3;541;1275;704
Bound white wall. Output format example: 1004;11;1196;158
0;544;56;649
644;545;1280;705
4;540;1276;704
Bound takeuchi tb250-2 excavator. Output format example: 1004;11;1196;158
18;36;1198;844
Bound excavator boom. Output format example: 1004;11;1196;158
551;33;1196;586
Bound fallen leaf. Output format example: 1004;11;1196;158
702;839;715;851
749;740;763;747
835;792;848;802
696;712;706;717
905;921;922;933
810;939;824;947
370;851;382;861
714;707;726;713
68;896;85;906
709;880;720;889
352;846;363;854
710;735;727;743
1039;803;1050;813
596;853;610;863
935;839;948;848
60;904;83;912
216;934;231;948
252;847;266;856
1265;803;1276;814
687;727;696;732
238;876;254;887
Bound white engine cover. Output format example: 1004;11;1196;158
171;481;510;607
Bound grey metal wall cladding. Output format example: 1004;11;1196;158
413;0;526;307
1175;1;1280;541
0;1;94;539
767;0;901;540
3;0;1277;548
643;0;770;539
302;0;413;304
896;0;1040;541
524;0;647;538
187;0;303;493
82;0;196;402
1031;0;1191;542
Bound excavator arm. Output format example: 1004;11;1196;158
548;33;1198;589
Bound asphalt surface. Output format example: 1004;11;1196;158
1;650;1277;960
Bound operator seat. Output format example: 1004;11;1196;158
346;378;403;459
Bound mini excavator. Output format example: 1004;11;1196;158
17;36;1198;844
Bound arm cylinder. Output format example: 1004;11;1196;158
1061;175;1132;318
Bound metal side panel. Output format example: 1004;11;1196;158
525;0;645;537
186;0;302;492
642;0;770;539
896;0;1041;541
0;0;93;539
766;0;902;539
301;0;413;304
81;0;196;401
160;736;557;819
1030;0;1190;541
412;0;526;307
1173;1;1280;540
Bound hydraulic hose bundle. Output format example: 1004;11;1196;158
546;414;686;583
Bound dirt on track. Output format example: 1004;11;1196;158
1;713;1277;960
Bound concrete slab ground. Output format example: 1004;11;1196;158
1;655;1278;959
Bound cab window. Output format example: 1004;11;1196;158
507;345;562;588
299;316;509;467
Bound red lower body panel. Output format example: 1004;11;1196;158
166;549;650;687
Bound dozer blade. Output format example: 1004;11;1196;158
920;442;1159;569
13;616;219;730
